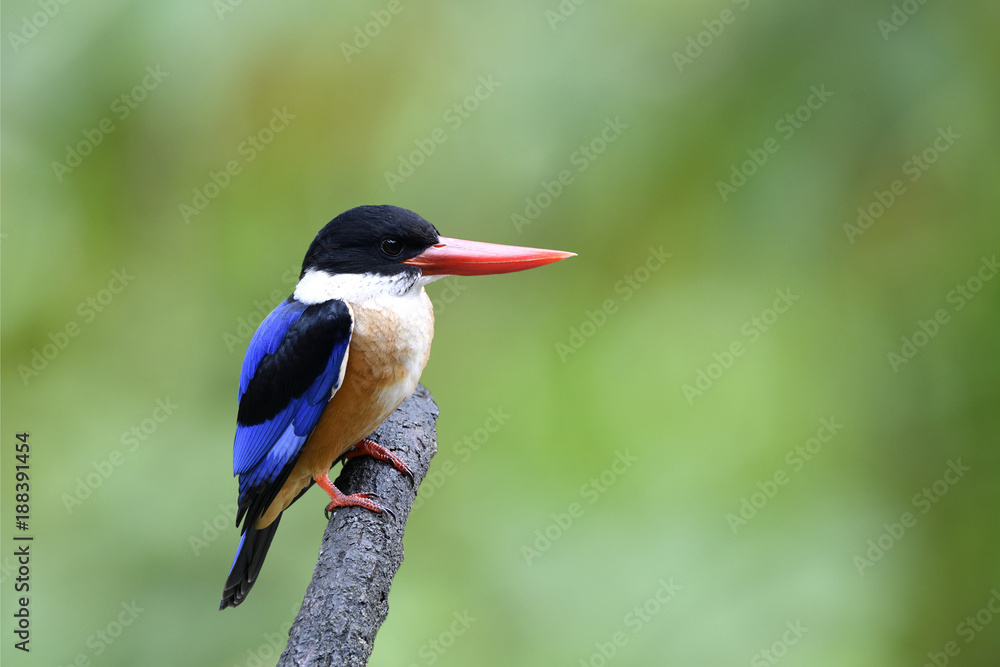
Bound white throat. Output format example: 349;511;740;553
293;269;443;305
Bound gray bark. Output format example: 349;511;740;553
276;385;439;667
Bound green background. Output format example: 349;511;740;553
3;1;999;665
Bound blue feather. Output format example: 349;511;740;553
230;298;352;505
237;298;308;400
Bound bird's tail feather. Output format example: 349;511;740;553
219;515;282;610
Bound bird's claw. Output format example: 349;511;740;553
323;490;396;522
343;439;414;486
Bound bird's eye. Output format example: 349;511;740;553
381;238;405;257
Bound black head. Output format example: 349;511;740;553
301;205;440;277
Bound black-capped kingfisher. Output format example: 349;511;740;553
219;205;573;609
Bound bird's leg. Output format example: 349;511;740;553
314;472;390;520
342;438;414;483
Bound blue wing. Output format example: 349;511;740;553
231;296;353;527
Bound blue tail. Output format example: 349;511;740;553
219;516;282;609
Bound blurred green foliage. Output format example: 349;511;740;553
2;1;999;665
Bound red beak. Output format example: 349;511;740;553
402;236;575;276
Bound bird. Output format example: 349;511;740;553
219;205;573;609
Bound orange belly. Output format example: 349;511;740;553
256;291;433;527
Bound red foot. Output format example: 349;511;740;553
342;438;413;483
314;472;388;519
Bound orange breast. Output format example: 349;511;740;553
256;290;434;527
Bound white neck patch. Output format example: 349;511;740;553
293;269;443;305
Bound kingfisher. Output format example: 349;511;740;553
219;205;573;609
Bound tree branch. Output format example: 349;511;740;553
277;385;439;667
